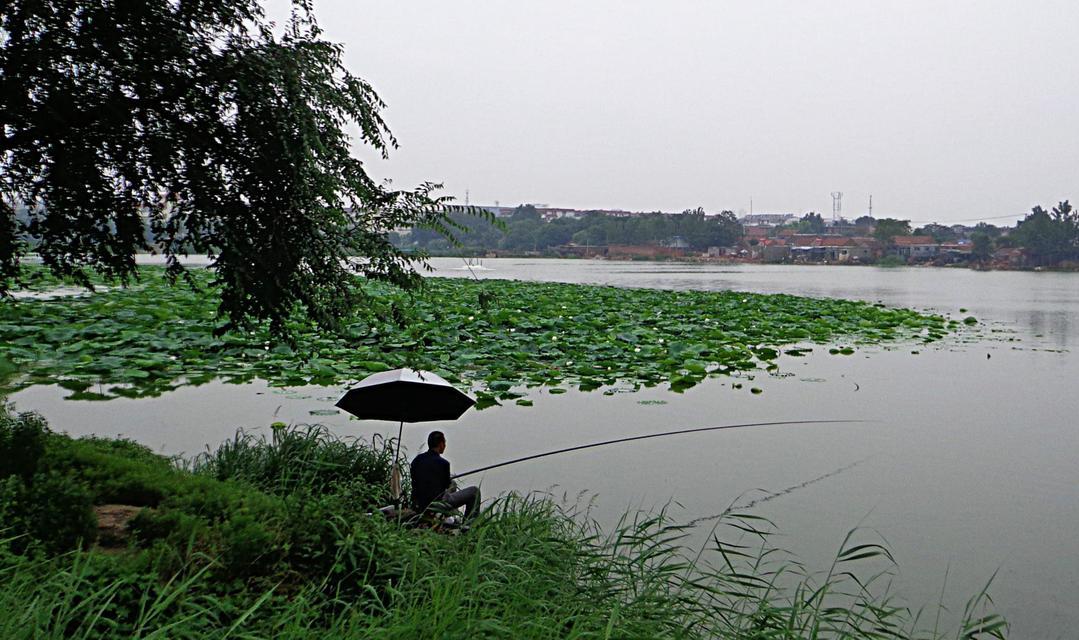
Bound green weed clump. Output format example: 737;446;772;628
0;408;97;554
188;422;392;499
0;406;1006;639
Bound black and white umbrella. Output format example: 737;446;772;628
336;368;475;498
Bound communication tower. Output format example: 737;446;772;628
830;191;843;222
868;194;873;218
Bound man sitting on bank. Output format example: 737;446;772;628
410;430;481;522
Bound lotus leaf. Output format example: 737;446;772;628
0;267;953;404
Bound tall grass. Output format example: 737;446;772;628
684;514;1006;639
188;422;393;500
0;406;1007;639
0;501;1006;639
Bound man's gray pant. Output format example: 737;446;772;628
439;485;481;520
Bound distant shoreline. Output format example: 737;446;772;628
17;252;1079;273
422;253;1079;273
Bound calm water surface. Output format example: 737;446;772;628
11;258;1079;639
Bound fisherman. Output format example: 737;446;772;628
410;431;481;521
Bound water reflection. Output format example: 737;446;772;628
1024;310;1073;347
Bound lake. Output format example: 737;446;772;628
10;258;1079;639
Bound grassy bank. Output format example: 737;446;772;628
0;266;959;405
0;406;1006;639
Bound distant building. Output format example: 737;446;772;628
891;236;939;260
757;238;791;263
788;236;879;262
742;226;770;242
839;238;881;262
663;235;691;249
992;247;1028;267
926;243;972;264
739;213;796;227
606;244;687;259
790;234;845;246
476;205;517;218
592;209;637;218
537;207;584;221
553;243;607;258
791;236;852;262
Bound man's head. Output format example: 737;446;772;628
427;430;446;454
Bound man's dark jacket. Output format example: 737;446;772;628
410;450;450;511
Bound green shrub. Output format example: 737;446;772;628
0;471;98;555
0;476;30;550
0;409;97;555
74;435;175;469
36;436;173;507
26;472;97;554
220;512;281;579
0;409;47;481
128;509;206;549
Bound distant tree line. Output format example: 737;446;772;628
395;200;1079;267
394;206;742;255
880;202;1078;266
1006;201;1079;265
787;203;1078;267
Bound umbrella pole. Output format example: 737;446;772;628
394;420;404;466
392;420;404;502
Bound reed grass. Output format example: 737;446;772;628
187;422;394;500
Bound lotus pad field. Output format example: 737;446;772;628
0;267;956;405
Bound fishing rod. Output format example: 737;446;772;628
461;256;481;281
451;419;867;480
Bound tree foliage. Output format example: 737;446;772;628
972;222;1003;238
0;0;466;334
970;232;993;260
399;207;742;254
794;212;825;234
913;223;957;243
872;218;912;244
1011;201;1078;265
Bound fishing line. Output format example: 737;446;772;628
451;419;868;480
461;257;481;281
683;455;873;528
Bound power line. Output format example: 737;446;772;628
903;213;1027;225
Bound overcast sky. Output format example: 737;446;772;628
268;1;1078;224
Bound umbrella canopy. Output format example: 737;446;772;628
335;368;475;423
336;368;475;504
